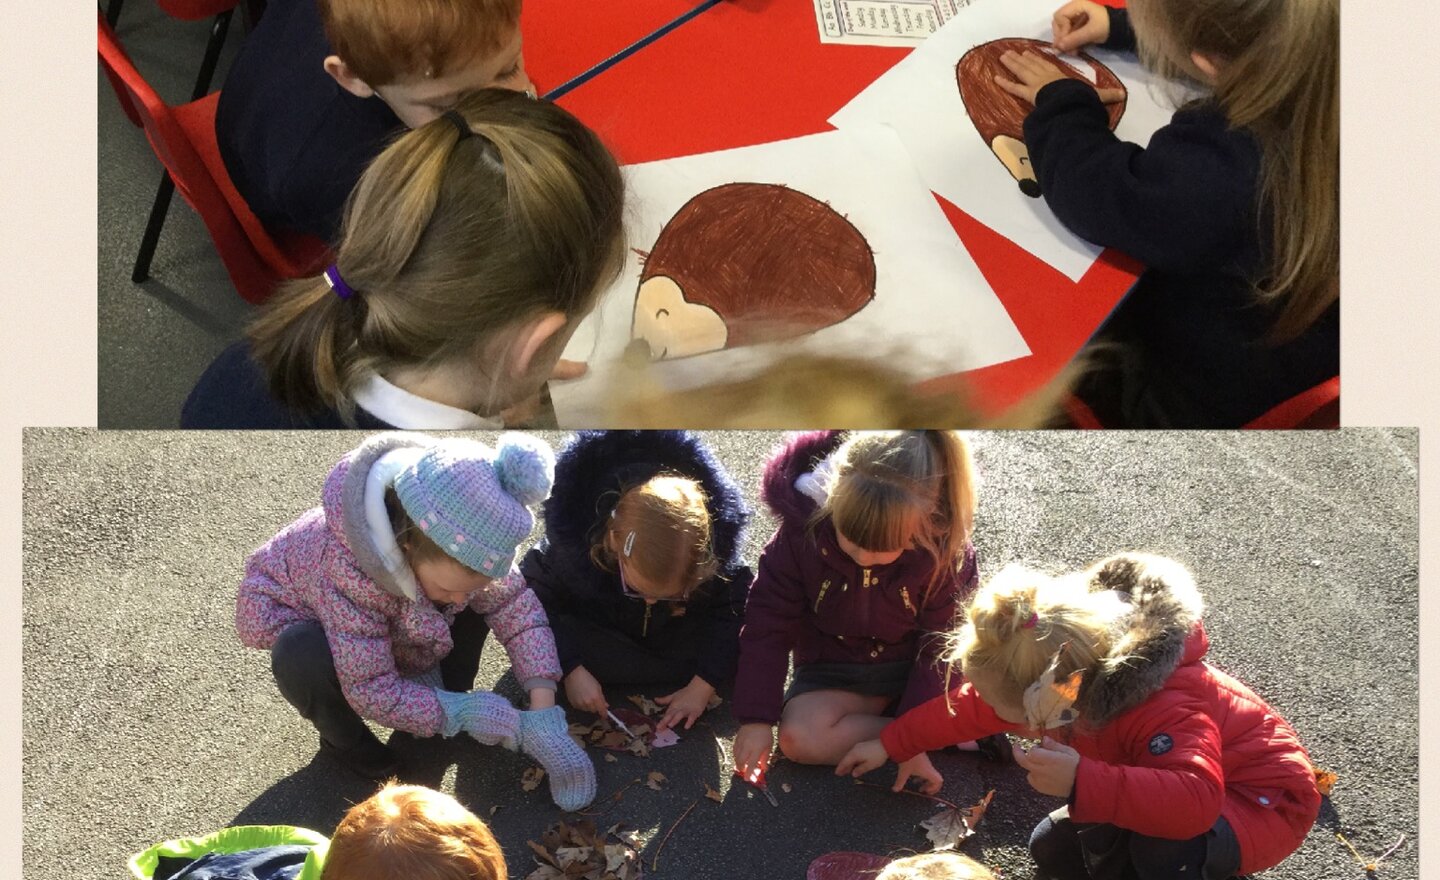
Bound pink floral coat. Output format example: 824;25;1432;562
236;433;560;736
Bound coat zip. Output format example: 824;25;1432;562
815;579;832;612
643;603;652;637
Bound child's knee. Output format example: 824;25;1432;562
777;721;822;764
270;621;331;683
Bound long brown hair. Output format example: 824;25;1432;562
249;88;626;421
1128;0;1338;342
814;431;977;598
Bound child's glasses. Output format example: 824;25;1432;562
618;557;690;603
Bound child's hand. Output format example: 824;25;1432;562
894;752;944;794
563;666;608;714
1013;736;1081;797
995;49;1127;107
1051;0;1110;53
655;676;715;732
732;723;775;783
835;738;890;778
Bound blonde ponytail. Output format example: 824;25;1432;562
249;88;625;420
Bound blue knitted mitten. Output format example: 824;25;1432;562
435;689;520;750
518;706;596;811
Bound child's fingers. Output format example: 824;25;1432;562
551;359;588;381
993;75;1033;104
1095;87;1126;104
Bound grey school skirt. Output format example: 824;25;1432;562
785;660;913;706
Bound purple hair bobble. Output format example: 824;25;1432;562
323;264;356;301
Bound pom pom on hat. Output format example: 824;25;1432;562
393;435;556;579
494;432;555;507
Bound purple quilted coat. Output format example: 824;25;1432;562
732;431;978;726
236;433;561;736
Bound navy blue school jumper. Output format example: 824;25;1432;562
1025;9;1338;427
215;0;402;242
181;340;395;429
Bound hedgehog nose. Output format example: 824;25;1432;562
624;337;653;365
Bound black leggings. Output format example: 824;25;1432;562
269;608;489;746
1029;806;1242;880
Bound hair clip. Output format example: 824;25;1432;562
1021;611;1039;629
623;531;636;557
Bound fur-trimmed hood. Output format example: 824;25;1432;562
1072;552;1208;728
538;431;749;591
760;431;846;526
319;432;435;599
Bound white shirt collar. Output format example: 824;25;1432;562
352;372;504;430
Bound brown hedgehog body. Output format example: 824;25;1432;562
639;182;876;347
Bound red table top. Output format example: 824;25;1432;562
525;0;1140;415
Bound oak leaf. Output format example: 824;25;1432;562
522;766;547;792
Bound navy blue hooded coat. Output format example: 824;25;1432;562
520;431;753;689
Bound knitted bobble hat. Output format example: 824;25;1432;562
393;434;556;578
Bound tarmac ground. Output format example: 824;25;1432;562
23;430;1419;879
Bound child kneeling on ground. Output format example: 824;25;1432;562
236;432;594;811
839;553;1321;880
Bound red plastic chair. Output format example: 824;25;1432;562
1063;376;1339;429
1243;376;1339;429
99;11;329;303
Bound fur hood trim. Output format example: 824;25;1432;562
540;431;749;577
760;431;846;526
321;432;436;599
1073;553;1207;727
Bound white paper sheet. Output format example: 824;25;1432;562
829;0;1184;280
811;0;976;48
549;127;1029;427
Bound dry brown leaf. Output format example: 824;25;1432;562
525;866;565;880
646;770;668;791
627;694;663;716
522;766;547;792
554;846;593;868
1315;768;1338;796
918;790;995;850
604;753;618;763
781;782;792;793
704;781;723;803
489;805;501;816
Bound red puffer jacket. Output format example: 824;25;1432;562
880;554;1320;876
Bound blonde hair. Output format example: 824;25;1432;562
1128;0;1338;342
608;353;1072;428
591;476;718;598
815;431;977;598
877;852;996;880
946;564;1126;721
249;88;626;421
319;0;521;86
321;783;506;880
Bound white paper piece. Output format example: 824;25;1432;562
812;0;977;48
830;0;1185;280
551;127;1029;427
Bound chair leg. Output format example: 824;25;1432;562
133;172;176;283
189;8;235;100
104;0;123;28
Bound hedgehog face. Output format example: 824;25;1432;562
629;276;729;361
